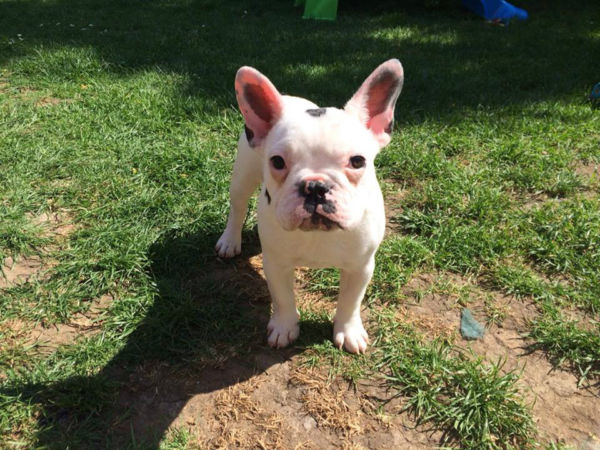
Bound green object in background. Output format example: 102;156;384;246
295;0;338;20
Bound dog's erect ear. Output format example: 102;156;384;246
235;67;284;148
344;59;404;148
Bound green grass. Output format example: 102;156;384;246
1;0;599;447
374;312;535;449
528;315;600;384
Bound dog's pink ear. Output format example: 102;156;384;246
235;67;284;147
344;59;404;148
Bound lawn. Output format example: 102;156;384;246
1;0;599;448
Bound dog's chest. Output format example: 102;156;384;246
265;231;368;268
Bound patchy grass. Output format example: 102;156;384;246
528;316;600;384
1;0;599;447
373;312;536;449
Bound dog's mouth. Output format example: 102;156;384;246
298;213;343;231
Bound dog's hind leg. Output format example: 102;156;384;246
216;135;262;258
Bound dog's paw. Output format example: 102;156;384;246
215;230;241;258
267;313;300;348
333;319;369;354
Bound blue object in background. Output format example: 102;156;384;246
590;83;600;107
460;308;485;340
462;0;528;23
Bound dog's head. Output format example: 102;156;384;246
235;59;403;232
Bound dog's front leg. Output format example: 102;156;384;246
263;255;300;348
333;258;374;354
216;137;262;258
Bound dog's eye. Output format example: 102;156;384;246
270;156;286;170
350;156;366;169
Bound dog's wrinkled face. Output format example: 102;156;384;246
263;106;379;231
234;59;404;232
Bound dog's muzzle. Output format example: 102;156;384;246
298;180;341;231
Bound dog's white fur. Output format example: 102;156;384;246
216;60;404;353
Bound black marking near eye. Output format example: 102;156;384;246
265;188;271;204
306;108;326;117
385;120;394;134
245;125;254;143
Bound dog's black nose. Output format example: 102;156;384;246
301;180;330;200
300;180;336;215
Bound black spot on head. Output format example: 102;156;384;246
265;188;271;204
306;108;326;117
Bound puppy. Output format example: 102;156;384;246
216;60;404;353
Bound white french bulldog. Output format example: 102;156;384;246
216;60;404;354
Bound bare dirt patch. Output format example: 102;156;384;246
470;326;600;446
398;272;600;447
296;268;337;315
382;181;409;236
0;210;106;357
0;81;67;107
1;294;112;357
290;367;368;438
575;162;600;198
575;162;599;180
31;293;112;348
0;210;75;289
111;352;443;449
0;255;46;289
93;256;442;449
28;210;76;239
35;96;62;107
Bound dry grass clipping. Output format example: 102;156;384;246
291;368;366;438
208;378;287;449
393;305;456;342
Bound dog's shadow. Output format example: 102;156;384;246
3;228;333;448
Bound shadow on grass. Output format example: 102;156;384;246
0;0;598;122
1;229;332;447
